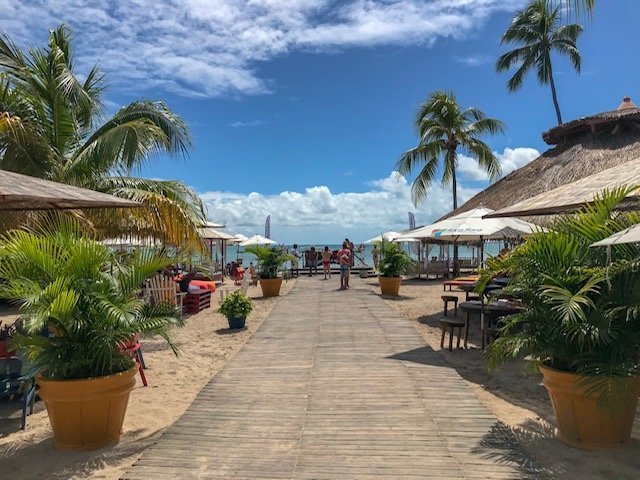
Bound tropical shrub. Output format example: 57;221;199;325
245;245;292;279
218;291;253;319
378;240;414;277
0;217;184;380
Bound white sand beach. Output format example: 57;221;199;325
2;275;639;479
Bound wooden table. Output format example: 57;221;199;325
459;300;523;350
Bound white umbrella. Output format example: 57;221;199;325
232;233;248;243
198;227;237;241
239;234;277;247
200;220;225;228
591;224;640;247
396;207;539;242
364;231;402;244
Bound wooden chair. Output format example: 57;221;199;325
145;275;186;313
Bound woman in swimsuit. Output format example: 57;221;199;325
321;246;332;279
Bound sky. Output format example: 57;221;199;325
1;1;639;244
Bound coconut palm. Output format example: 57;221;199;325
0;25;206;249
496;0;583;125
396;90;504;209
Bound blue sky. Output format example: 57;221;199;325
2;1;639;243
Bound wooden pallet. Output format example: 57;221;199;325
183;289;211;314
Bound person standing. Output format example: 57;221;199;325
372;244;380;270
321;246;332;279
338;241;351;290
308;246;318;276
290;244;300;276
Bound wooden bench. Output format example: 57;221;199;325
441;295;458;317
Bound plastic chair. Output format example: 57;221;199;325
0;357;36;430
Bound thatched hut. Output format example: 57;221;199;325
443;97;640;219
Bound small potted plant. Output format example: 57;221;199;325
245;245;292;297
377;240;414;296
480;189;640;449
218;291;253;329
0;218;184;450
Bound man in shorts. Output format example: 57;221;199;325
337;241;351;290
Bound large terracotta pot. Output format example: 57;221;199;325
37;366;137;450
379;276;401;296
539;364;640;450
259;278;283;297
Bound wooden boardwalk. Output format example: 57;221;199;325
123;278;542;479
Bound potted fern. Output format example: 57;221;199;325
0;218;184;450
377;240;414;296
480;188;640;449
244;245;292;297
218;291;253;329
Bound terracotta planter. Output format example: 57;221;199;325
37;366;137;450
259;278;283;297
379;276;401;296
539;364;640;450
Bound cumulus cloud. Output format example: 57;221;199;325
0;0;525;97
200;171;480;243
458;147;540;182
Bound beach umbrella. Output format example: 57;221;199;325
200;220;225;228
239;234;277;247
591;224;640;248
0;169;140;210
231;233;248;244
363;231;402;244
396;207;538;242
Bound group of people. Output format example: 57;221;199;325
288;239;357;290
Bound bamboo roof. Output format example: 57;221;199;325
0;170;140;210
485;158;640;218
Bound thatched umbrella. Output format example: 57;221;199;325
199;227;238;271
443;97;640;220
485;159;640;218
0;169;139;210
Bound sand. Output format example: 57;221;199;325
2;275;639;479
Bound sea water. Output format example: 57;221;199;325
223;242;501;269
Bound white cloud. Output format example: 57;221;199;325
0;1;525;97
200;171;480;243
458;147;540;182
229;120;266;127
456;54;493;67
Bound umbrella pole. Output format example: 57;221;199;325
480;235;484;270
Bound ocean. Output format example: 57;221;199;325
222;242;501;269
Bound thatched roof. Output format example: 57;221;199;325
0;170;140;210
486;158;640;218
443;97;640;220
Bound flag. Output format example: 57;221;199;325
408;212;416;230
265;215;271;239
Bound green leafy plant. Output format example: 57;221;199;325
480;186;640;404
218;291;253;319
244;245;292;279
0;217;185;380
377;240;414;277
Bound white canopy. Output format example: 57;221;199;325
591;224;640;247
239;234;277;247
200;220;225;228
364;231;402;244
198;227;237;241
396;207;539;242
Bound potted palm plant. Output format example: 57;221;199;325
218;291;253;329
481;188;640;449
377;240;414;296
244;245;292;297
0;218;184;450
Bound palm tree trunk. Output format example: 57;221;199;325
549;71;563;125
452;167;459;276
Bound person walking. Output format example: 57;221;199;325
321;246;332;279
338;241;351;290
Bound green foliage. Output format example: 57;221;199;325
0;25;206;251
481;187;640;404
245;245;292;279
218;291;253;319
396;90;504;208
377;240;414;277
497;0;583;124
0;216;184;380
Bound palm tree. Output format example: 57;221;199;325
496;0;583;125
0;25;206;249
396;90;504;210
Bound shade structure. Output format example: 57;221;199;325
103;236;161;248
485;159;640;219
200;220;225;228
396;207;539;242
0;170;140;210
591;223;640;247
238;234;277;247
198;227;237;241
364;231;402;244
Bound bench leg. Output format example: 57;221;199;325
456;326;462;349
443;301;448;317
440;325;446;349
448;326;454;351
454;302;458;317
